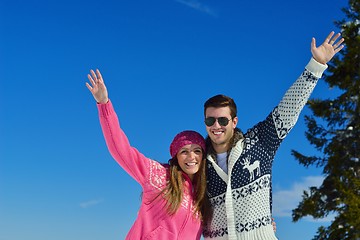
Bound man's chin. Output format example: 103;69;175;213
210;138;226;146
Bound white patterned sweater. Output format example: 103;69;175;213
203;58;328;240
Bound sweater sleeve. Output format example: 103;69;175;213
272;57;327;139
97;100;151;186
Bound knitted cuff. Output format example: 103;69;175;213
305;57;328;78
97;99;114;117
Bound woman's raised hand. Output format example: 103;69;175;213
86;69;109;104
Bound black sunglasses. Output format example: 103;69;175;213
205;117;232;127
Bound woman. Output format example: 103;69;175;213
86;69;211;239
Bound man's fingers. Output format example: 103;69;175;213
333;37;344;49
335;44;344;54
311;37;316;50
325;31;335;44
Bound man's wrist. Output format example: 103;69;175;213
305;57;328;78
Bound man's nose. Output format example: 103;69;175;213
213;119;221;127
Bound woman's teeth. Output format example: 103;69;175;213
186;162;197;166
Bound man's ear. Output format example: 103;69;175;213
232;116;238;129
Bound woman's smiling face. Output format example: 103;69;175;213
176;144;203;181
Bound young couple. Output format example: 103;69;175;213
86;31;344;239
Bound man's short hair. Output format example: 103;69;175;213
204;94;237;118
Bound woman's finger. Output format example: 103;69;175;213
90;69;98;82
85;82;93;91
96;69;103;83
87;73;96;86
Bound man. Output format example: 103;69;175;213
202;31;344;240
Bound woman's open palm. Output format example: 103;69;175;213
86;69;109;104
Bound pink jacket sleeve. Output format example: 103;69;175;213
97;100;150;185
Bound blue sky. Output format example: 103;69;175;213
0;0;347;239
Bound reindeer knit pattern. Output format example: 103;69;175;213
203;58;327;240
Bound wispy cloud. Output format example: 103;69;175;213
273;176;334;222
174;0;217;17
79;198;104;209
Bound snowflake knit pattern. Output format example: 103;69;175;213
203;58;326;240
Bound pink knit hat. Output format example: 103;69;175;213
170;130;206;158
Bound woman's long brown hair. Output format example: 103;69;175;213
160;153;212;224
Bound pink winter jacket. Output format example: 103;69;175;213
97;100;202;240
